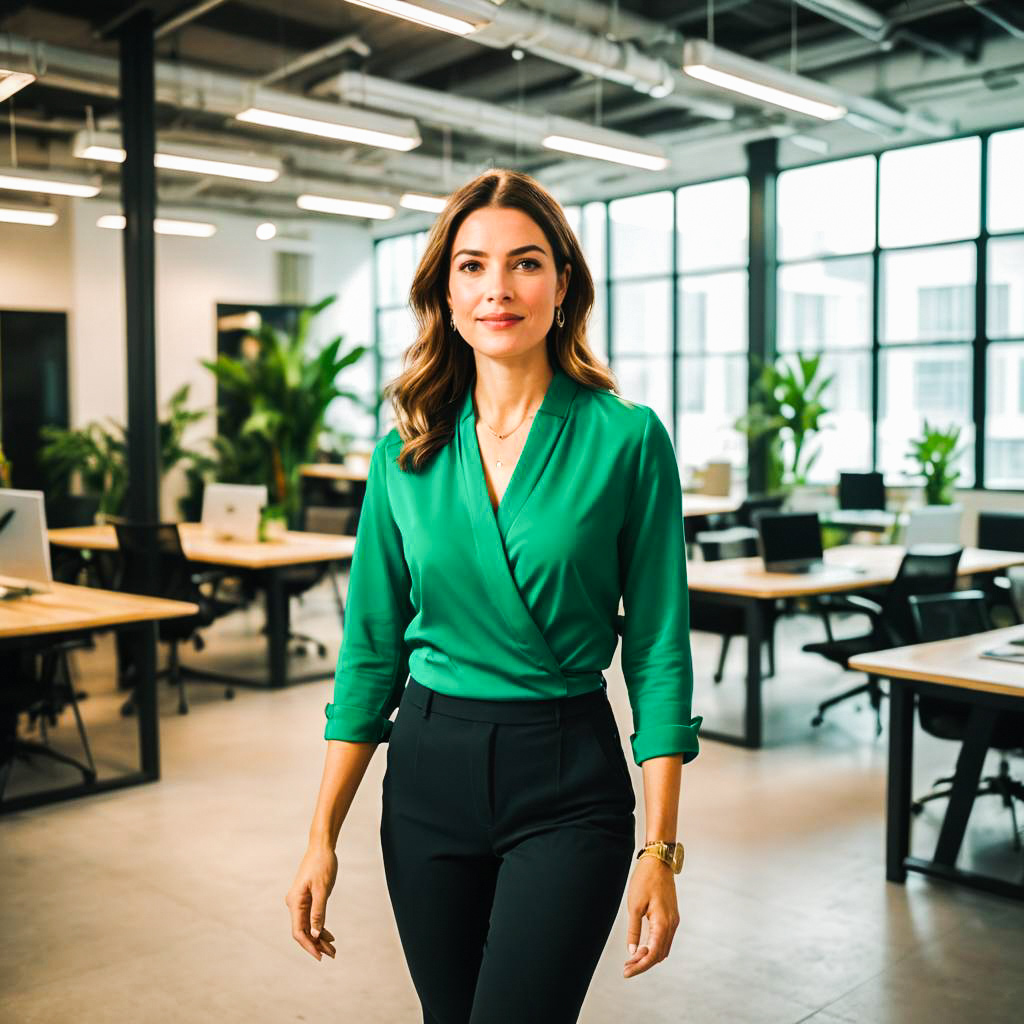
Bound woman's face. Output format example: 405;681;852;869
447;206;569;362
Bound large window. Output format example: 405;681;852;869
986;127;1024;487
676;177;749;475
777;156;875;481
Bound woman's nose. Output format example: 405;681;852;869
483;268;513;301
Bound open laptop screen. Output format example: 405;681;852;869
0;489;53;592
756;511;824;569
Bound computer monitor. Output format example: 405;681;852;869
838;471;886;511
0;489;53;595
200;483;268;543
755;511;825;573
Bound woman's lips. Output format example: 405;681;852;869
478;315;524;330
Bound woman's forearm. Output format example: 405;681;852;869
308;739;378;851
640;754;683;843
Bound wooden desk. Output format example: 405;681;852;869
850;627;1024;902
687;545;1024;749
683;494;742;518
48;524;356;689
300;463;369;482
0;582;197;815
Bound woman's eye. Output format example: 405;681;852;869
516;258;541;270
458;260;482;272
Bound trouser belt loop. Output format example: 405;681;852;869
422;688;433;719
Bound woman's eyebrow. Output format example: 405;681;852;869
452;244;548;259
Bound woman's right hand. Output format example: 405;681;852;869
286;845;339;961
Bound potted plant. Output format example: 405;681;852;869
259;503;289;542
906;420;965;505
40;384;208;521
201;294;369;529
735;353;834;493
0;444;11;487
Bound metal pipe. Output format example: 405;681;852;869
155;0;231;39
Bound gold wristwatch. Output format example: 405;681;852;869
636;840;684;874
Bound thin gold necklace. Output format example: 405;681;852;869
475;402;537;470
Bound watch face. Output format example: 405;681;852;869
672;844;684;871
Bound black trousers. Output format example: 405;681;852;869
381;676;637;1024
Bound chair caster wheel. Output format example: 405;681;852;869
911;803;924;816
226;688;236;700
178;704;189;715
810;714;824;728
295;645;308;657
84;770;97;784
120;701;136;718
316;645;327;659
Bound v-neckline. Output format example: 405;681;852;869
458;366;577;538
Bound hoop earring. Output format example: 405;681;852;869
449;310;457;332
555;306;565;329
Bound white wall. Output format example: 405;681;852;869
1;198;374;517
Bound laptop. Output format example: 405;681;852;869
200;483;268;543
0;489;54;597
903;505;963;547
755;511;826;574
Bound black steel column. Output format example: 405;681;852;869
974;132;990;490
118;10;161;780
120;9;160;529
746;138;778;495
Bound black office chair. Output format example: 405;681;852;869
0;645;97;801
977;510;1024;626
691;531;777;684
111;521;242;715
838;471;886;511
908;590;1024;849
803;546;963;735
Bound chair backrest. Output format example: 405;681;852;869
977;510;1024;553
838;471;886;511
110;520;194;601
735;493;786;529
903;504;963;546
701;461;732;497
908;590;991;643
882;546;963;644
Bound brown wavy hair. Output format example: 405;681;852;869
385;169;618;472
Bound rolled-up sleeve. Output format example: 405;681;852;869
618;408;702;766
324;438;414;744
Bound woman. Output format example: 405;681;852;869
286;169;702;1023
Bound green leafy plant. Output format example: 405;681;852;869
0;444;11;488
735;353;834;489
201;295;369;527
40;384;207;519
906;420;965;505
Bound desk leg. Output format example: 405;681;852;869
886;681;913;883
129;622;161;778
743;599;764;749
933;705;997;868
265;569;289;689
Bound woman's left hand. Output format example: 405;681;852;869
623;855;680;978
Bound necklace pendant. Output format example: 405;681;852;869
496;458;503;469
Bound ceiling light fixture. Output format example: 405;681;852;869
339;1;482;36
97;214;217;237
0;69;36;103
236;94;420;152
0;168;101;198
72;132;282;183
296;193;395;220
256;222;277;240
0;205;58;226
400;192;448;213
682;40;847;121
542;135;668;172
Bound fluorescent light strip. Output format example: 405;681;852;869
400;192;448;213
0;206;58;226
237;107;418;151
0;70;36;103
97;214;217;237
78;144;128;162
154;152;280;182
0;173;100;198
296;194;395;220
542;135;668;172
341;1;476;36
682;65;846;122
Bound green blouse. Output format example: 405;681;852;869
323;366;702;765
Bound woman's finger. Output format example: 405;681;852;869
624;921;665;977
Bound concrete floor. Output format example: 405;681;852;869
2;582;1023;1023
